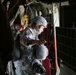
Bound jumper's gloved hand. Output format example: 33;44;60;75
38;39;47;45
26;39;47;46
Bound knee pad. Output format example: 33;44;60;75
12;49;20;61
35;44;48;60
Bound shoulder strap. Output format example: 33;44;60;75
29;28;35;35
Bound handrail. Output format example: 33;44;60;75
8;0;19;14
